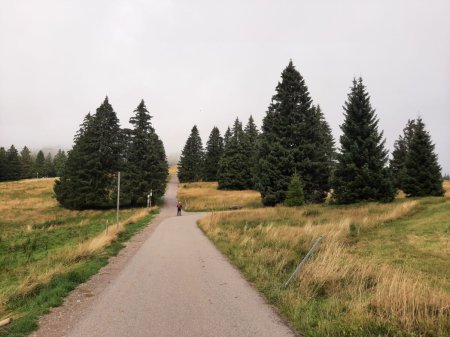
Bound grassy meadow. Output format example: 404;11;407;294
177;181;262;211
0;178;157;337
198;181;450;337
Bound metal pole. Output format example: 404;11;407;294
116;171;120;229
284;236;323;287
149;189;152;208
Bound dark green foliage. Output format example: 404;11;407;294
402;118;443;197
284;173;305;206
244;115;260;189
218;119;253;190
20;146;34;179
332;78;395;204
203;126;223;181
44;153;56;177
223;127;232;147
34;151;46;178
5;145;22;181
178;125;204;183
0;147;7;181
122;100;168;206
390;120;416;190
53;150;67;177
54;97;122;209
256;61;334;205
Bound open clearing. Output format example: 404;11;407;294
0;178;157;337
198;181;450;337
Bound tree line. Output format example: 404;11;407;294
54;97;168;210
178;60;443;205
0;146;67;181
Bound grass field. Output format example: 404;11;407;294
198;181;450;337
177;181;262;211
0;178;158;337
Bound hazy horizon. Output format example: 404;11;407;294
1;0;449;173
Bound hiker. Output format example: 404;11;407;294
177;201;182;216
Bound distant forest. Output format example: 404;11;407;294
0;146;66;181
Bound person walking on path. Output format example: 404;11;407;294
176;201;182;216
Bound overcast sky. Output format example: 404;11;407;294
1;0;449;172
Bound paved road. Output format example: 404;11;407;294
58;176;297;337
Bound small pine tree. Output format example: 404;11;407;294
390;120;416;190
34;151;46;178
5;145;21;181
53;150;67;177
284;173;305;206
20;146;34;179
44;153;56;177
203;126;224;181
244;115;259;189
332;78;394;204
178;125;204;183
402;117;443;197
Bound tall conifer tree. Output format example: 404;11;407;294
44;153;55;177
55;97;122;209
218;118;253;190
332;78;394;204
402;117;443;196
256;60;334;205
390;120;416;190
20;146;33;179
203;126;224;181
178;125;204;183
122;100;168;206
34;150;46;178
5;145;21;181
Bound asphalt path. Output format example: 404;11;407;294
40;176;297;337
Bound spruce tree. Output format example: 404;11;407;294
390;120;416;190
20;146;33;179
53;150;67;177
44;153;55;177
223;127;232;147
5;145;21;181
0;147;6;181
218;118;253;190
332;78;394;204
244;116;259;189
402;117;443;197
256;60;334;205
178;125;204;183
34;150;46;178
122;100;168;206
203;126;224;181
55;97;122;209
284;173;305;206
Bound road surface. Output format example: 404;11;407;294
32;176;297;337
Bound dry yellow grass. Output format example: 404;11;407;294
177;181;261;211
168;165;178;179
0;178;156;322
199;198;450;335
444;180;450;198
15;208;154;297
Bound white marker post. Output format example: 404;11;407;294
116;171;120;230
149;189;153;208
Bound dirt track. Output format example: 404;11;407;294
31;176;297;337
